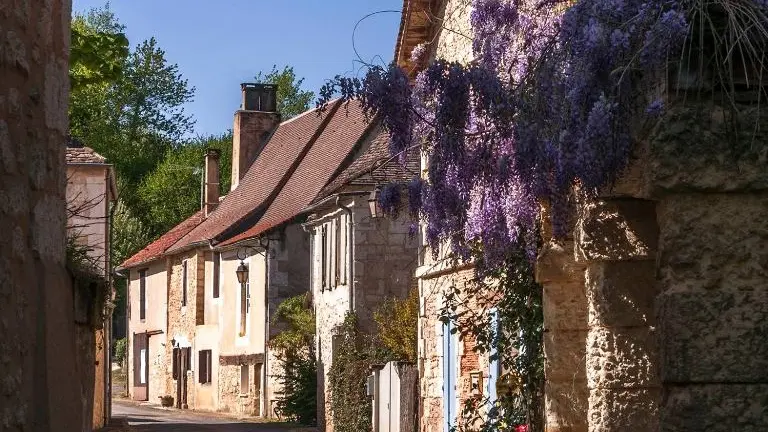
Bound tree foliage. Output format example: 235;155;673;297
373;287;419;362
255;65;315;119
138;133;232;234
271;294;317;426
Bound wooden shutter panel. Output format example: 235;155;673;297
198;350;207;384
184;347;191;371
172;347;179;380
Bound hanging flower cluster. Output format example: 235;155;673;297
321;0;765;269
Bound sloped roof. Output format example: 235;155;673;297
166;100;344;253
118;210;204;270
394;0;443;78
219;101;374;247
66;146;107;164
313;127;419;203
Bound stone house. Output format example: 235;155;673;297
303;129;420;431
394;1;768;432
392;1;504;431
120;85;383;418
65;140;118;430
119;209;204;404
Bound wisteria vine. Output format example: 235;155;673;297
320;0;766;429
321;0;768;269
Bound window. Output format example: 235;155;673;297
240;365;250;395
334;219;341;286
239;265;249;337
212;252;220;298
139;269;147;320
340;214;348;285
181;260;188;307
198;350;212;384
321;225;328;290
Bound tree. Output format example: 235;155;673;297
138;133;232;234
255;65;314;119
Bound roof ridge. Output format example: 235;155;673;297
212;98;345;245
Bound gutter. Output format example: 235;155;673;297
301;191;369;225
335;196;355;313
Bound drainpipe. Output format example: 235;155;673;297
263;242;270;417
335;196;354;312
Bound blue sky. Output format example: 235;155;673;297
72;1;403;137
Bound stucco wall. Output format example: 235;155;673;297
127;261;170;402
66;164;110;274
0;0;85;430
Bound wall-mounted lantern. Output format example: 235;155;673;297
235;261;249;284
368;187;382;219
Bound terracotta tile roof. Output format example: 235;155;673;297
118;210;204;270
219;101;374;246
65;146;107;164
313;127;419;203
167;100;344;253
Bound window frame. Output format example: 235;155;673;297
139;268;147;321
198;349;212;384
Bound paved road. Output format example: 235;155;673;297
112;400;302;432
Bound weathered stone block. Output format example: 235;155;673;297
575;199;658;262
657;289;768;383
545;381;589;432
587;327;660;389
543;282;588;331
648;104;768;193
537;241;585;284
545;329;588;382
661;384;768;432
586;261;657;328
588;388;659;432
657;193;768;291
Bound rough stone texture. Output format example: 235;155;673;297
434;0;473;65
0;1;85;430
647;104;768;431
537;239;588;432
661;384;768;431
578;198;660;432
588;388;660;432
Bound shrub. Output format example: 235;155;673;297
113;337;127;366
271;294;317;426
373;287;419;362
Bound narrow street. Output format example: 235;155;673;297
112;400;304;432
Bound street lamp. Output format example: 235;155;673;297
368;187;382;219
235;261;248;284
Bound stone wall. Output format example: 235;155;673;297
539;103;768;432
166;250;205;409
0;0;86;430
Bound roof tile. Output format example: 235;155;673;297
118;210;204;269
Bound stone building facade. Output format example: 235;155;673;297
394;1;768;431
307;194;418;432
0;0;88;430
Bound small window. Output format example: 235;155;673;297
198;350;212;384
212;252;221;298
240;365;250;395
139;269;147;320
182;260;188;307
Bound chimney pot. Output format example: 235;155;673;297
241;82;278;112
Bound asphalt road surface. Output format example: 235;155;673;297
112;400;307;432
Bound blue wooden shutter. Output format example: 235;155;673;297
487;308;500;411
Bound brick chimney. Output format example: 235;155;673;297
231;83;281;190
204;148;220;217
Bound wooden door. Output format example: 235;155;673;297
132;333;148;401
